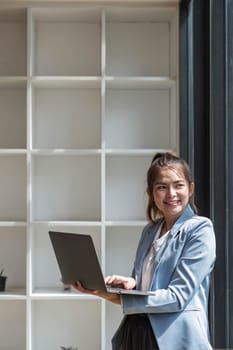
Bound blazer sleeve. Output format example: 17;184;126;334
121;218;216;315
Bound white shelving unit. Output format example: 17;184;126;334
0;3;179;350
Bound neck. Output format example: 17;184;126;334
160;220;174;237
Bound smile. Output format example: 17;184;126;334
165;200;180;205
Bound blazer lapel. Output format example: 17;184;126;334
152;204;195;274
141;220;162;262
169;204;194;238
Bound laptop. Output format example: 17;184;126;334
49;231;151;296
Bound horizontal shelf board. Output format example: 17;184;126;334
29;3;179;23
0;77;27;87
0;149;27;155
0;288;26;300
0;77;176;89
30;149;102;156
0;149;176;156
31;221;102;226
0;221;27;227
30;76;101;88
29;77;176;89
30;220;147;227
105;220;147;227
105;76;176;88
31;288;97;300
30;149;174;156
105;148;174;155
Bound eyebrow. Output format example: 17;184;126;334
154;180;185;185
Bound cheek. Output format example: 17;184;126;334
183;189;192;202
153;191;163;204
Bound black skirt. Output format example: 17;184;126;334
114;314;159;350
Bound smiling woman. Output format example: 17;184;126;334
74;152;216;350
153;171;193;234
148;152;195;234
146;152;197;223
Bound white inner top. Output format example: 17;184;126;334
141;223;170;291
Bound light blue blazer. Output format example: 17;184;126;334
112;205;216;350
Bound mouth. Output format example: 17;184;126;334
164;200;180;206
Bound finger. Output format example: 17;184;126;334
107;275;121;284
75;281;83;289
105;276;112;284
74;281;92;294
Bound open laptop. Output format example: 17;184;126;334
49;231;151;296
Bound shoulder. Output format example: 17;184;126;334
142;218;163;234
182;214;213;230
181;215;215;246
137;219;163;244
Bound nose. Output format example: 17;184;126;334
167;185;176;197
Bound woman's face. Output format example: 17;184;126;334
153;166;194;225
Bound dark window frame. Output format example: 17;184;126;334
179;0;233;347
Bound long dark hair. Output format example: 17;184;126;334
146;152;198;222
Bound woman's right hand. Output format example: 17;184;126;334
105;275;136;290
73;281;121;304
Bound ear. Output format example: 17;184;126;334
189;182;195;197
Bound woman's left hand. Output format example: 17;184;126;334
105;275;136;290
73;281;121;304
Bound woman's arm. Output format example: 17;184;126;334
121;218;216;315
73;276;136;304
72;281;121;304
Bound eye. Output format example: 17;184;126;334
176;182;185;188
155;184;166;190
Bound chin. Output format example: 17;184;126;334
168;206;184;215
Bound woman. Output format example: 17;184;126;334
74;152;216;350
